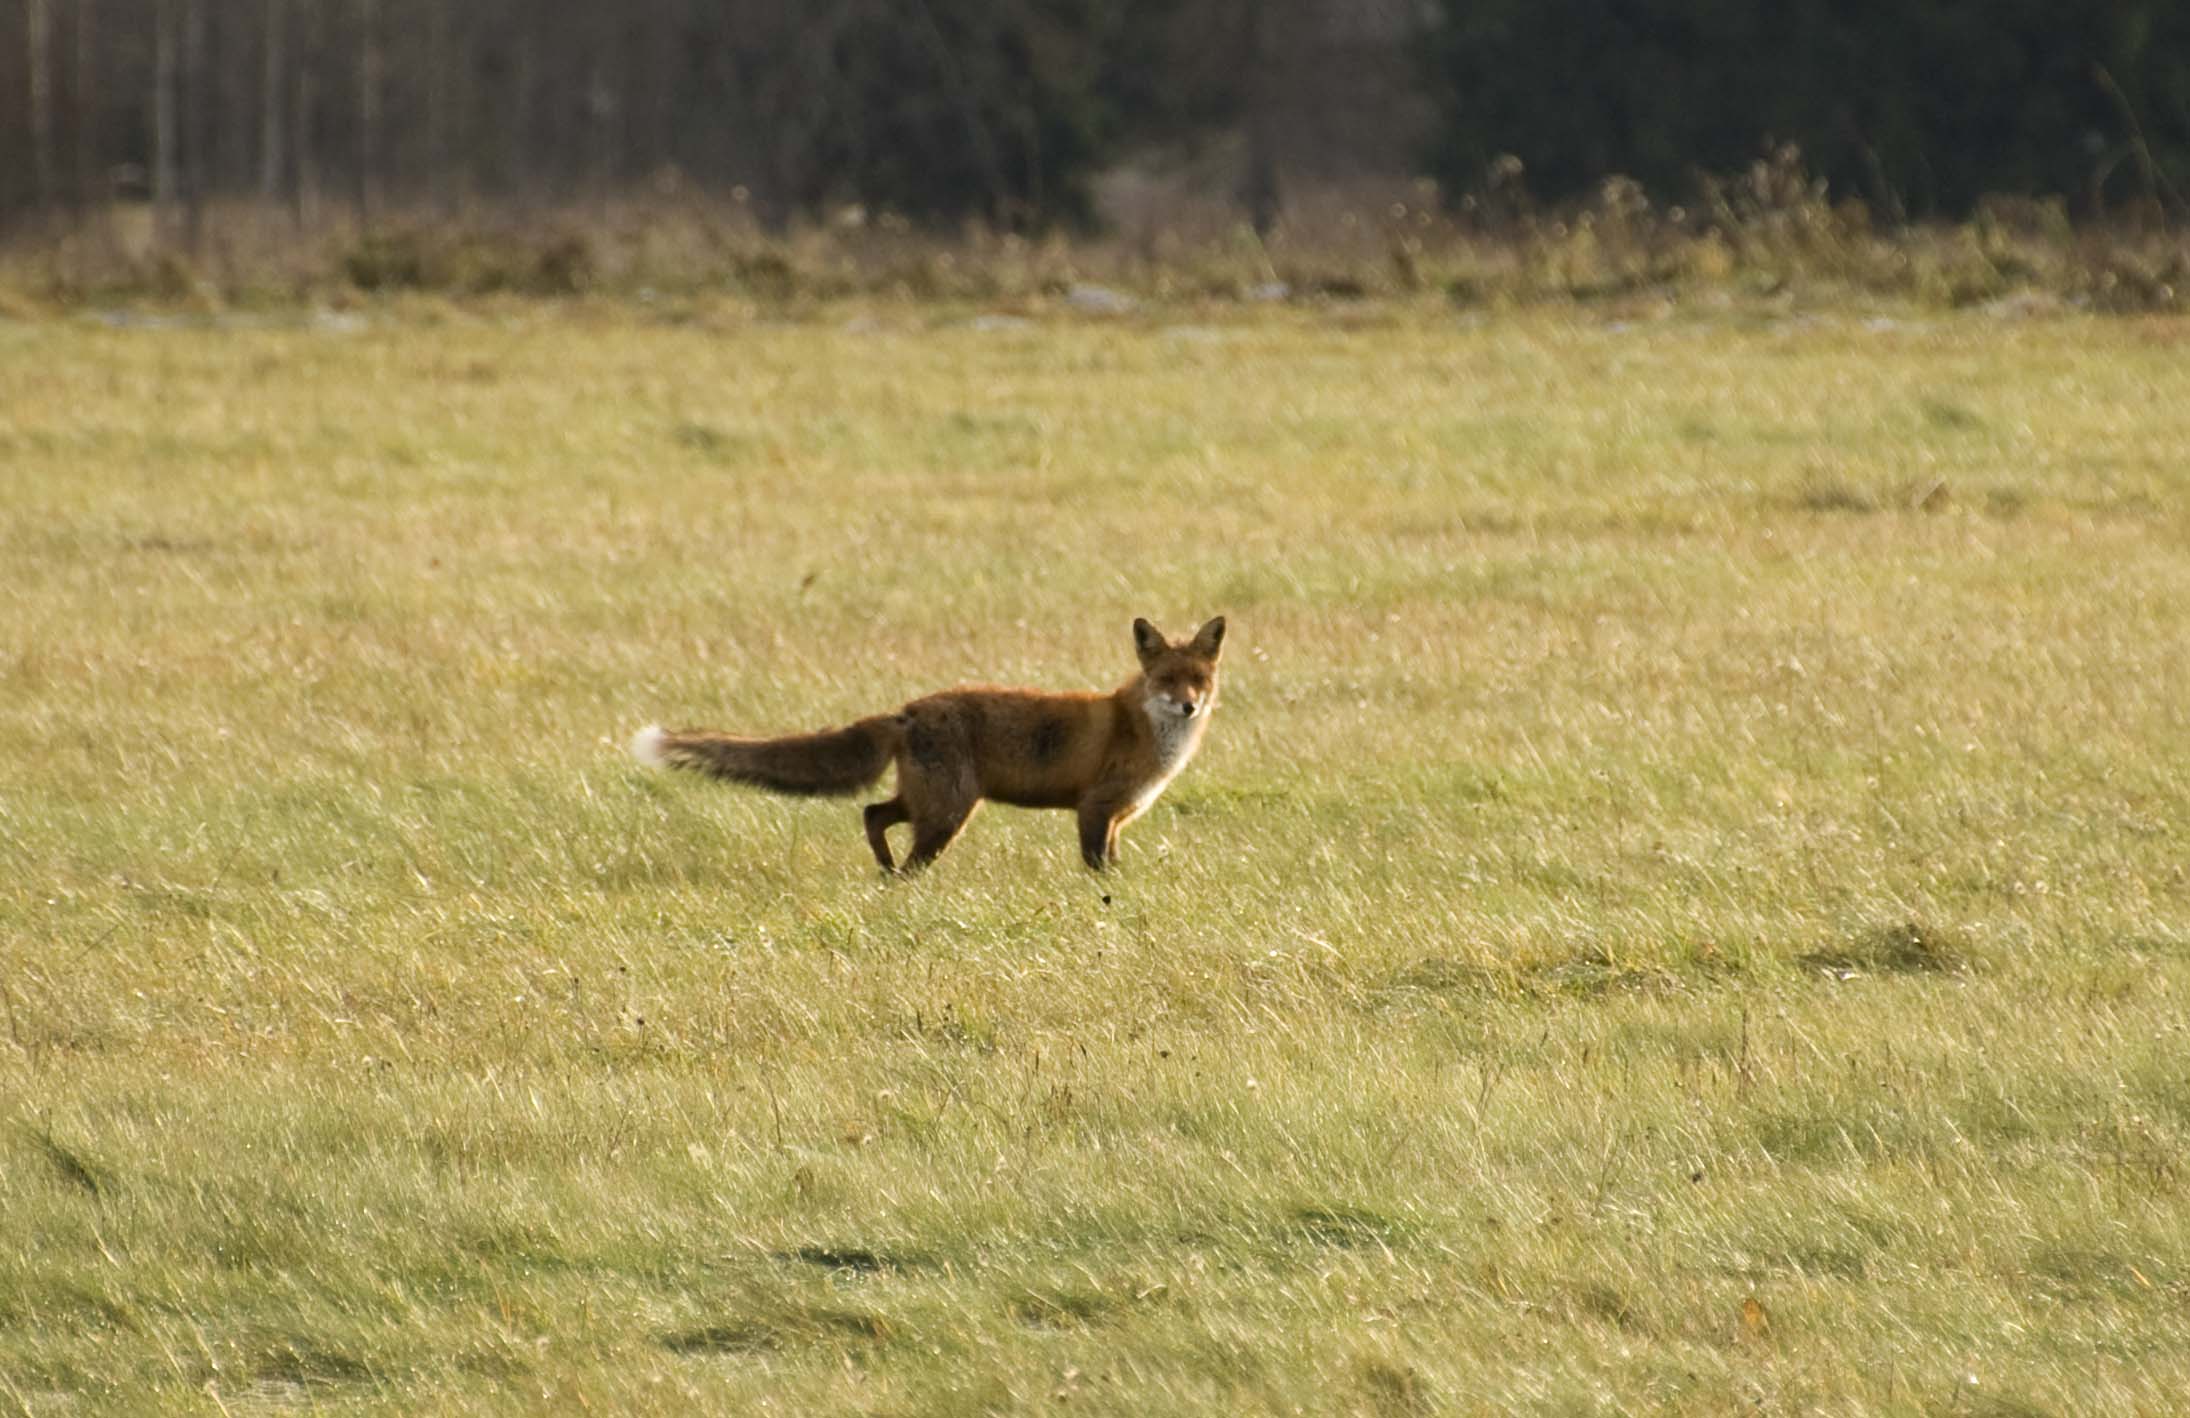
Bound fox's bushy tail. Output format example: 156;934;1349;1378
631;716;899;797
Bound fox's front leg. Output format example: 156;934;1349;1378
1076;797;1125;871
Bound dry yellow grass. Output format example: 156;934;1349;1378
2;299;2187;1414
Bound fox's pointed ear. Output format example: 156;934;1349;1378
1132;617;1167;665
1189;615;1226;659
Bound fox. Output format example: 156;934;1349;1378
630;616;1226;873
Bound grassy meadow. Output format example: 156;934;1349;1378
2;296;2188;1414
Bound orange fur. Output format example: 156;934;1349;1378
635;616;1225;872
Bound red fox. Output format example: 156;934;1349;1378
631;616;1226;873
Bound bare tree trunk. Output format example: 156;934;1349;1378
425;0;453;214
220;2;252;197
293;0;316;227
182;0;206;251
909;0;1010;227
154;0;179;245
27;0;57;217
588;43;618;202
647;0;677;179
508;21;534;200
355;0;382;221
75;0;97;215
259;0;283;200
1241;0;1282;236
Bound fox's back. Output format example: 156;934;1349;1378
901;685;1128;809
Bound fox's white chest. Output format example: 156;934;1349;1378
1130;701;1209;813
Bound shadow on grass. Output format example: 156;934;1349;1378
1010;1287;1127;1330
1797;921;1970;979
661;1303;896;1357
1380;949;1685;1004
774;1245;927;1276
1564;1278;1653;1335
1285;1203;1411;1251
25;1126;108;1198
1385;923;1966;1004
659;1322;779;1356
250;1336;376;1388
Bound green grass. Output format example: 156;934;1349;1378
2;301;2188;1414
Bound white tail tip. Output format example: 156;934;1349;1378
630;724;669;767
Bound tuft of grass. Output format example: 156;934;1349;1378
1798;921;1972;978
1793;466;1881;513
25;1127;107;1199
1918;395;1987;431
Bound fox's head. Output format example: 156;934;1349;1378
1132;616;1226;722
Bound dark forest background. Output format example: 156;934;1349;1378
2;0;2186;238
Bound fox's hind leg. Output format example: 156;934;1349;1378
892;771;980;872
902;806;981;872
864;798;909;871
890;707;982;872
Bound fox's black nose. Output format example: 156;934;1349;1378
1180;701;1198;717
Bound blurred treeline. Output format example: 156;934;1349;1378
0;0;1389;234
1423;0;2190;222
0;0;2183;241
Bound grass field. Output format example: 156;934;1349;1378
3;298;2187;1415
